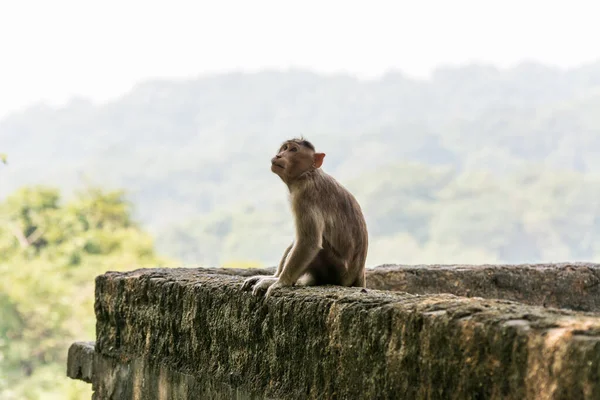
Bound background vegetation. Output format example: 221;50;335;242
2;61;600;397
0;186;173;399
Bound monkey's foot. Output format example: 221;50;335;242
264;280;286;299
251;277;279;297
241;275;272;291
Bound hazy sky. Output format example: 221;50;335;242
1;0;599;118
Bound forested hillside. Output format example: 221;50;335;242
2;61;600;267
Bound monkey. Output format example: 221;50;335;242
241;138;368;299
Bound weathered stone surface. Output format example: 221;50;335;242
367;263;600;312
90;267;600;400
91;350;261;400
190;263;600;311
190;266;276;277
67;341;95;383
67;339;258;399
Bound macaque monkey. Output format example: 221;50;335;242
241;138;368;299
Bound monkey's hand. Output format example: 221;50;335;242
241;275;273;291
250;277;280;297
265;280;288;299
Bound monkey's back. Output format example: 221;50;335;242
307;169;369;275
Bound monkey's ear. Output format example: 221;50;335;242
313;153;326;168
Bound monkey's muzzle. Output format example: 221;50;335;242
271;159;284;169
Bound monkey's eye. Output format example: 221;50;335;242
290;147;298;152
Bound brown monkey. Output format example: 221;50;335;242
241;138;368;298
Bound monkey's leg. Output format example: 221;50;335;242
304;248;347;286
294;249;355;288
296;250;329;287
296;273;317;286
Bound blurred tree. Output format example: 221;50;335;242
0;186;174;400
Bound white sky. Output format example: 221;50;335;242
0;0;599;118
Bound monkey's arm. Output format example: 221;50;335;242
240;242;293;291
262;237;320;298
275;242;293;277
254;214;323;298
244;207;324;298
277;216;323;286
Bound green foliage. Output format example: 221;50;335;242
0;186;173;399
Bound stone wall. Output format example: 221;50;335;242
368;263;600;312
67;264;600;399
186;263;600;311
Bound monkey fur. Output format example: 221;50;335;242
241;138;369;299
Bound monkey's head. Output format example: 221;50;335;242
271;138;326;183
